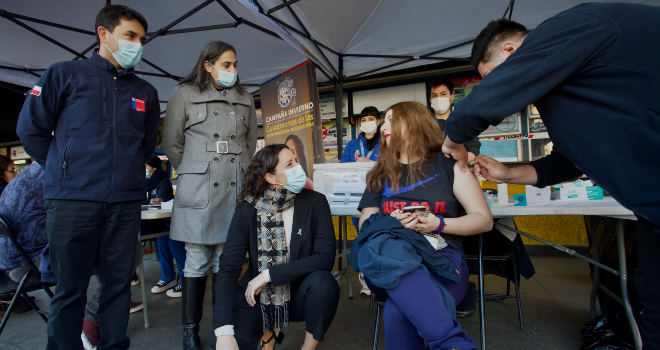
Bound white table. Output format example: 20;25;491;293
330;197;642;350
138;209;172;328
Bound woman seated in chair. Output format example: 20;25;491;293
214;144;339;350
358;101;493;350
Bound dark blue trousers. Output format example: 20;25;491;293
366;247;478;350
156;235;187;282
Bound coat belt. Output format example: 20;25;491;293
204;141;243;154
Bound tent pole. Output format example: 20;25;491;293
141;58;180;81
0;65;41;78
144;0;215;44
344;53;468;61
335;57;344;156
266;0;302;15
0;10;95;36
502;0;515;19
3;16;88;60
345;38;476;81
508;0;515;20
106;0;111;5
281;1;337;77
0;81;29;95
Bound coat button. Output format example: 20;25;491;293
230;135;235;140
230;158;235;163
197;114;203;120
214;157;219;162
231;182;236;187
214;182;219;187
241;116;245;121
229;112;235;117
213;111;219;115
214;133;219;138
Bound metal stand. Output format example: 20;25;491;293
495;220;643;350
139;260;149;328
332;215;353;300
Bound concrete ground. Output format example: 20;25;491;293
0;252;594;350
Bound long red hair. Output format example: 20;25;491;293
367;101;443;192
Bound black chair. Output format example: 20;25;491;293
370;233;486;350
0;214;54;336
463;227;524;331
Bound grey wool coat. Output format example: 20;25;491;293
162;84;257;245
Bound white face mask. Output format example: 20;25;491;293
360;121;378;135
431;97;451;114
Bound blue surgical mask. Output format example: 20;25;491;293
104;28;143;70
146;169;152;178
211;65;237;88
274;164;306;193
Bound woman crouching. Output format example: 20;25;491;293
213;144;339;350
357;101;493;350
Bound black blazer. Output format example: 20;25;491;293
213;189;336;329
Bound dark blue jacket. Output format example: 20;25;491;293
446;3;660;226
0;163;47;270
349;212;460;318
16;51;160;203
340;133;380;163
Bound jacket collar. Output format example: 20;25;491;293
90;50;135;76
288;190;310;261
188;83;252;106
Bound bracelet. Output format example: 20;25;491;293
432;215;445;234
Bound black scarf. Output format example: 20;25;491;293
247;186;297;333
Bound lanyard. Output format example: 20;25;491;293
360;140;374;159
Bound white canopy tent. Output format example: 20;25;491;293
1;0;659;146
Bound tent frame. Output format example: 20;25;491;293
0;0;517;154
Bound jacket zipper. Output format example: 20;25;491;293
103;85;107;124
110;76;117;202
62;136;71;179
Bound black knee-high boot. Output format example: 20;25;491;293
183;275;207;350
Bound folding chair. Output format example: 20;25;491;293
0;213;54;336
370;233;486;349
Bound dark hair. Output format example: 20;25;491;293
359;106;381;152
470;19;529;72
146;155;162;170
179;41;246;95
428;78;455;96
284;134;308;177
0;155;12;183
95;5;148;45
238;144;290;202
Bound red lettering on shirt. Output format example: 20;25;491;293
434;202;446;213
421;202;430;211
383;201;390;214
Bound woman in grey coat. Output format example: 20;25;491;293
162;41;257;350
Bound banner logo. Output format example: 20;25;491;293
278;76;296;108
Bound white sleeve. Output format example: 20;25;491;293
214;325;235;336
262;269;271;282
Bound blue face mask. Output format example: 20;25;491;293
275;164;306;193
104;28;143;70
146;169;152;178
211;65;237;88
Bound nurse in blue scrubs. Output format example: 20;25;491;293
340;106;381;296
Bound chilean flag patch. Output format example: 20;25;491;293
30;85;42;96
132;97;145;112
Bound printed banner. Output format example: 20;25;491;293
321;118;351;148
261;61;324;179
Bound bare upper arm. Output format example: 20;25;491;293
358;207;380;231
452;163;492;219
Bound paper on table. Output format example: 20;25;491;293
332;181;366;206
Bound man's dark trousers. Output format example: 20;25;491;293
635;215;660;350
45;199;142;350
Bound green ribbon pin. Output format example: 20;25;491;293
297;229;302;235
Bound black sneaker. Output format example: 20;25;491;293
166;283;182;298
151;279;177;294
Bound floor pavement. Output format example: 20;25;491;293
0;252;595;350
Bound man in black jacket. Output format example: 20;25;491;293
15;5;159;350
441;3;660;348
